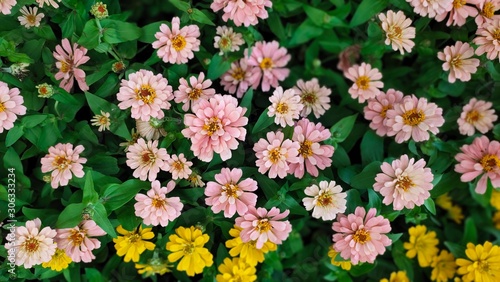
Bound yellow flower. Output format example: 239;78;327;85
166;226;213;276
380;271;410;282
436;193;453;210
135;257;171;277
327;247;352;271
113;225;156;262
403;225;439;267
491;189;500;210
447;205;464;224
493;211;500;229
225;226;277;266
41;248;72;271
456;241;500;282
431;250;457;282
216;257;257;282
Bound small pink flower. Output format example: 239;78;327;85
293;78;331;118
117;69;173;122
268;87;303;127
211;0;272;27
337;45;361;74
18;6;45;28
437;41;480;83
0;0;16;14
214;25;245;55
56;220;106;263
246;41;291;92
457;98;498;136
303;180;347;221
455;136;500;194
435;0;479;26
174;72;216;112
205;168;258;218
332;207;392;265
374;155;434;210
345;63;384;103
41;143;87;189
125;138;169;181
470;0;500;26
364;89;404;137
220;59;258;98
152;17;200;64
182;94;248;162
386;95;445;143
405;0;453;19
253;131;300;179
53;38;90;92
379;10;416;54
165;153;193;180
235;206;292;249
0;82;27;133
473;16;500;61
288;118;334;178
134;180;183;227
37;0;61;8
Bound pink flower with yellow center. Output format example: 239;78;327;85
214;25;245;55
0;82;26;133
345;63;384;103
134;180;183;227
165;153;193;180
438;41;480;83
435;0;479;26
457;98;497;136
364;88;404;137
379;10;416;54
125;138;169;181
253;131;300;179
293;78;331;119
474;16;500;61
56;220;106;263
246;41;291;92
174;72;215;112
152;17;200;64
471;0;500;26
18;6;45;28
40;143;87;189
406;0;453;19
211;0;272;27
268;87;303;127
53;38;90;92
220;59;258;98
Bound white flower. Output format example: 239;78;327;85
302;181;347;221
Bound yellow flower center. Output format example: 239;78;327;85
98;116;109;125
256;219;272;232
183;243;195;254
172;35;186;51
480;154;500;172
402;109;425;126
129;233;141;243
353;228;371;244
52;155;71;170
482;2;495;18
151;196;165;208
316;191;333;207
476;260;490;273
203;117;221;136
69;230;85;246
231;67;245;81
60;61;70;73
396;176;414;191
39;86;48;95
388;25;403;40
0;103;5;112
188;88;202;100
268;148;282;164
23;237;40;252
465;110;481;123
275;102;289;114
355;76;370;90
380;105;392;118
219;37;232;51
141;151;156;164
453;0;466;8
493;29;500;41
259;57;273;70
450;55;462;68
222;183;239;198
26;14;37;25
173;160;184;172
135;85;156;104
298;140;313;158
301;92;317;105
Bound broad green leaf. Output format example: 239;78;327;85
360;130;384;165
444;241;466;258
190;9;215;26
240;88;253;118
367;188;382;210
21;114;48;128
78;20;101;49
252;108;275;134
207;54;231;80
169;0;190;11
101;19;142;44
139;21;166;43
329;114;358;143
350;161;381;189
91;203;117;238
424;198;436;215
102;179;147;211
462;217;477;245
254;173;279;199
267;13;286;40
5;125;23;147
86;155;120;175
82;173;99;205
33;25;57;41
56;203;87;228
288;19;324;47
350;0;389;27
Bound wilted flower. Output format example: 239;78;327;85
337;45;361;73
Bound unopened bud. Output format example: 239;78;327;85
91;2;109;20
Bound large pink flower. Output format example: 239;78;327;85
53;38;90;92
125;138;169;181
40;143;87;189
174;72;215;112
182;94;248;162
435;0;478;26
363;88;404;137
437;41;480;83
134;180;183;227
0;82;26;133
457;98;497;136
332;207;392;265
246;41;291;92
152;17;200;64
293;78;331;119
405;0;453;19
455;136;500;194
205;168;258;218
211;0;272;27
253;131;300;179
0;0;16;15
345;63;384;103
474;16;500;60
56;220;106;263
220;59;258;98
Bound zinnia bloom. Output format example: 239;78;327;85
135;257;171;277
431;250;457;282
41;248;72;272
0;82;27;133
40;143;87;189
456;241;500;282
435;0;478;26
165;153;192;180
220;59;257;98
210;0;272;27
457;98;497;136
216;258;257;282
328;247;352;270
364;88;404;137
345;63;384;103
0;0;16;14
113;225;155;263
136;118;167;140
182;94;248;162
90;110;111;132
293;78;331;118
188;172;205;188
235;206;293;249
134;180;183;227
267;87;303;127
18;6;45;28
36;0;61;8
174;72;215;112
403;225;439;267
474;16;500;60
152;17;200;64
405;0;453;18
454;135;500;194
166;226;214;277
471;0;500;26
253;131;300;179
379;10;416;54
53;38;90;92
56;220;106;263
437;41;480;83
332;207;392;265
125;138;169;181
225;226;277;266
380;271;410;282
302;180;347;221
246;41;291;92
214;25;245;55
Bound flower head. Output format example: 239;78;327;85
188;172;205;187
136;118;167;140
152;17;200;64
0;82;27;133
431;250;457;282
36;83;54;98
216;257;257;282
225;226;277;266
438;41;480;83
380;271;410;282
328;247;352;270
214;26;244;55
0;0;16;14
113;225;156;263
405;0;453;18
90;2;108;19
90;110;111;132
435;0;479;26
134;180;183;227
456;241;500;282
36;0;62;8
345;63;384;103
41;248;72;271
125;138;169;181
294;78;331;119
174;72;215;112
379;10;416;54
457;98;497;136
246;41;291;92
253;131;300;179
403;225;439;267
165;153;193;180
56;220;106;263
472;0;500;26
53;38;90;92
135;257;171;277
474;17;500;61
364;88;404;137
40;143;87;189
210;0;272;27
268;87;303;127
18;6;44;28
221;59;258;98
303;181;347;220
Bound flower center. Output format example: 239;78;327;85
396;175;414;191
316;191;333;207
135;84;156;104
450;55;462;68
69;229;85;246
355;76;370;90
188;88;202;100
402;109;425;126
129;233;141;243
173;160;184;171
482;2;495;18
231;67;245;81
388;25;403;40
353;228;370;244
98;116;109;125
203;117;221;136
52;155;71;170
256;219;272;232
23;237;40;253
380;105;392;118
275;102;289;114
268;148;282;164
453;0;466;8
219;37;232;51
493;29;500;41
301;92;318;105
298;140;313;158
0;103;5;112
476;260;490;273
60;61;70;73
26;14;37;24
151;196;165;208
172;35;186;51
141;151;156;164
480;154;500;172
465;110;481;123
222;183;239;198
98;4;106;13
259;58;273;70
183;243;195;254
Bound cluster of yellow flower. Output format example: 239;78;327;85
435;193;465;224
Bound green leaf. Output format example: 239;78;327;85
21;114;48;128
424;198;436;215
367;188;382;210
254;173;279;199
304;5;330;27
101;19;142;44
190;9;215;26
267;13;286;40
330;114;358;143
252;108;275;134
33;25;57;41
350;161;381;189
349;261;377;277
444;241;466;258
52;91;80;105
102;179;147;211
5;125;23;147
78;20;101;49
207;54;231;80
84;268;104;282
350;0;389;27
288;19;324;47
86;155;120;175
56;203;87;228
346;189;363;214
462;217;477;245
139;21;166;43
360;130;384;165
82;173;98;205
169;0;190;11
240;88;253;117
91;203;117;238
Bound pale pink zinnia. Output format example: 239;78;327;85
182;94;248;162
332;207;392;265
288;118;334;178
405;0;453;19
437;41;480;83
152;17;200;64
471;0;500;26
246;41;291;92
0;0;16;14
220;59;258;98
165;153;193;180
36;0;61;8
253;131;300;179
56;220;106;263
235;206;292;249
435;0;479;26
205;167;258;218
293;78;331;118
18;6;45;28
134;180;183;227
345;63;384;103
379;10;416;55
174;72;216;111
0;82;27;133
40;143;87;189
210;0;272;27
303;181;347;221
214;25;245;55
473;16;500;60
53;38;90;92
374;155;434;210
268;87;303;127
5;218;57;268
455;135;500;194
363;88;405;137
125;138;169;181
457;98;498;136
385;95;445;143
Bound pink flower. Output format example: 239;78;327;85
337;45;361;74
205;168;258;218
386;95;445;143
56;220;106;263
174;72;215;112
253;131;300;179
303;181;347;221
0;0;16;14
473;16;500;60
374;155;434;210
379;10;416;55
182;94;248;162
220;59;258;98
40;143;87;189
332;207;392;265
246;41;291;92
117;69;173;122
0;82;26;133
435;0;479;26
457;98;498;136
214;25;245;55
293;78;331;118
455;136;500;194
37;0;61;8
471;0;500;26
136;118;167;140
363;89;404;137
152;17;200;64
125;138;169;181
405;0;453;19
165;153;193;180
288;118;334;178
53;38;90;92
134;180;183;227
211;0;272;27
437;41;480;83
18;6;45;28
345;63;384;103
268;87;303;127
235;207;292;249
